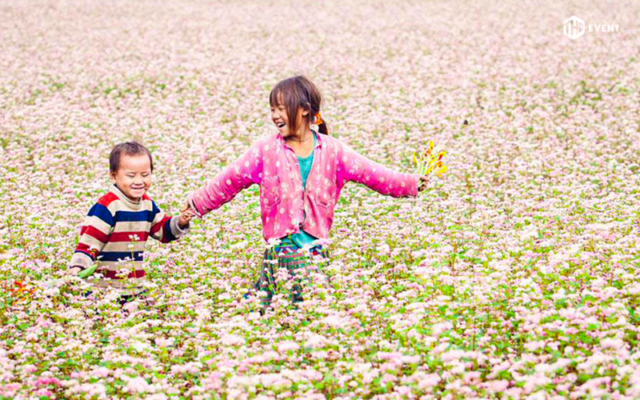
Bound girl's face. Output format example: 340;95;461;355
271;94;308;138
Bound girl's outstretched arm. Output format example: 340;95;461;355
336;141;418;198
188;143;263;217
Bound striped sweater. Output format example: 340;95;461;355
71;185;188;287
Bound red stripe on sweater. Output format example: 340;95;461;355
80;225;109;243
96;269;146;280
150;215;170;236
109;231;150;242
75;244;99;260
97;192;120;208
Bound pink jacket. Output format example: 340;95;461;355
189;132;418;243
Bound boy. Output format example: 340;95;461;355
68;141;193;297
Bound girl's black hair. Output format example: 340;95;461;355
269;76;328;135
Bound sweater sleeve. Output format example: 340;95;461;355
188;142;263;217
336;141;418;198
149;201;189;243
70;202;114;269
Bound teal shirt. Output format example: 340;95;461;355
298;134;316;187
288;132;318;249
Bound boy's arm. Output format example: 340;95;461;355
149;201;189;243
336;141;418;198
69;203;114;274
188;143;263;217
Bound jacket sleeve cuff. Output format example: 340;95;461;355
410;173;419;197
170;216;190;239
70;252;93;270
187;195;203;218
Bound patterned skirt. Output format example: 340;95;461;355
252;237;330;307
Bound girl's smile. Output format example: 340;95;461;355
271;92;310;141
271;103;290;135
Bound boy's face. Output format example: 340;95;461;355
110;154;152;201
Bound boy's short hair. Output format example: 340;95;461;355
109;142;154;173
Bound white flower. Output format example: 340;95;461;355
124;377;153;393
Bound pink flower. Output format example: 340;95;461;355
124;377;152;393
277;341;300;353
484;380;510;392
202;372;223;391
33;377;61;387
418;374;441;390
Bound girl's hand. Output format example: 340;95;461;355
67;266;83;276
418;175;429;192
181;201;195;215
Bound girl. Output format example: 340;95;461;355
187;76;428;306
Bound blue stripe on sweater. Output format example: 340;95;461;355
87;203;114;226
114;210;156;223
97;251;144;262
151;201;161;215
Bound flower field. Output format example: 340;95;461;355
1;0;639;398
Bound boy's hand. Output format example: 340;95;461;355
178;207;194;229
181;201;195;214
418;175;429;192
68;265;97;279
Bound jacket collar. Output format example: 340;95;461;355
277;129;324;151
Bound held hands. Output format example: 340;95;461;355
418;175;429;192
178;202;195;229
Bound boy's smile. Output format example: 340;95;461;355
110;154;152;202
